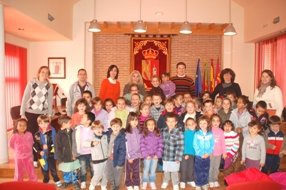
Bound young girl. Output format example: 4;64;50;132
125;112;141;190
103;98;115;113
193;115;214;190
180;118;197;189
229;95;252;136
218;98;232;123
143;94;153;107
9;119;37;182
209;114;226;188
174;94;184;116
160;72;176;99
91;97;109;131
179;100;201;131
222;120;239;170
139;103;151;132
214;96;223;113
71;98;88;128
140;118;163;190
241;121;266;169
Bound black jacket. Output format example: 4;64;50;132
55;128;74;163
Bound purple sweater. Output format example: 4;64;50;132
125;127;141;159
140;132;163;158
9;132;34;159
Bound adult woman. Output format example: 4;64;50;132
123;70;145;96
99;65;120;103
20;66;53;166
253;69;283;116
211;68;242;99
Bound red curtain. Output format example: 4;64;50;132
5;43;27;129
255;34;286;106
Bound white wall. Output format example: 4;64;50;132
25;0;254;98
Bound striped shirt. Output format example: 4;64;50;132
170;75;195;96
224;131;239;156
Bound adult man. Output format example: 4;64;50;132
171;62;195;96
66;69;95;116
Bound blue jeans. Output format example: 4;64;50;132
78;154;93;182
143;158;158;183
194;156;210;187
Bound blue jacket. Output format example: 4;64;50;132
107;128;126;167
193;129;214;157
183;129;195;155
38;125;57;159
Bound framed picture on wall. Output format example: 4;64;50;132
48;57;66;79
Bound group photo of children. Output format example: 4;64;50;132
9;62;286;190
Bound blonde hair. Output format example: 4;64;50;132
128;70;144;85
91;120;104;130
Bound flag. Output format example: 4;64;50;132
210;59;215;92
195;59;202;97
215;58;221;86
203;63;209;92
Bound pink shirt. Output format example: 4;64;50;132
212;127;226;156
9;132;34;159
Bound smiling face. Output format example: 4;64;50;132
185;119;196;130
146;119;156;132
211;116;221;128
199;119;208;132
249;125;260;136
93;126;103;136
166;117;177;130
177;64;186;76
78;70;87;83
109;67;118;79
152;95;162;106
131;73;140;84
17;120;27;134
151;77;160;87
77;103;87;113
104;101;114;112
111;124;121;135
261;72;272;85
140;105;150;116
223;123;232;133
130;118;139;128
38;67;50;81
38;121;49;132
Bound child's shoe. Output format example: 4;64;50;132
81;181;86;189
127;186;133;190
180;182;186;189
74;182;81;190
161;182;168;189
209;182;214;188
142;182;147;189
187;181;196;187
134;186;139;190
173;184;179;190
89;183;95;190
101;186;107;190
55;181;63;188
150;182;156;190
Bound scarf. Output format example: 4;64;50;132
222;82;232;88
257;82;270;97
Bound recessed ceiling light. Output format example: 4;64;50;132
155;11;164;16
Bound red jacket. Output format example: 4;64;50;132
265;129;285;155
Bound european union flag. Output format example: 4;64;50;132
195;59;202;97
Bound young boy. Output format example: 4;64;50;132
72;112;95;189
34;115;62;187
157;98;177;132
262;115;286;174
108;97;130;128
250;100;269;131
55;115;81;190
89;120;109;190
203;99;215;118
102;118;126;190
91;97;109;132
150;93;165;122
149;76;166;101
161;113;184;190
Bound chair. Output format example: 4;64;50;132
10;105;21;127
0;181;56;190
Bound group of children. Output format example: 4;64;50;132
9;77;286;190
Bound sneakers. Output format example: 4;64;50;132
89;184;95;190
134;186;139;190
214;181;220;187
142;182;147;189
127;186;133;190
150;182;156;190
196;186;201;190
33;161;38;168
161;182;168;189
81;182;86;189
74;182;81;190
101;186;107;190
202;184;209;190
180;182;186;189
187;181;196;187
209;182;214;188
55;181;63;188
173;184;179;190
59;182;69;188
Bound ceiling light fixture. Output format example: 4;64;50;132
224;0;237;36
134;0;146;33
88;0;101;32
180;0;192;34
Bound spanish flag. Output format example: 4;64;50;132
210;59;215;92
215;58;221;86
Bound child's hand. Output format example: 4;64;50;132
236;128;242;134
43;144;48;150
146;156;151;160
223;153;227;159
202;154;209;159
260;163;265;167
272;145;276;150
128;159;133;164
241;160;245;165
40;151;44;156
92;141;99;146
153;155;158;160
184;155;189;160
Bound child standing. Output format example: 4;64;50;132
9;118;37;182
218;98;232;124
35;115;62;187
125;112;141;190
150;93;164;122
241;121;266;169
103;118;126;190
222;120;239;169
157;98;176;132
140;118;163;190
161;113;184;190
89;121;109;190
160;72;176;99
55;115;81;190
179;100;201;131
108;97;130;129
180;118;196;189
262;115;286;174
209;114;226;188
91;97;109;131
139;103;151;132
71;98;88;128
72;112;95;189
193;115;215;190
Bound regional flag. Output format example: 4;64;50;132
215;58;221;86
210;59;215;92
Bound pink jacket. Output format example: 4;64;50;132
212;127;226;156
9;132;34;159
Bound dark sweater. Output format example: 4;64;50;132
170;75;195;96
211;82;242;99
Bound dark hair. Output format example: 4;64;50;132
222;97;232;108
13;118;28;134
91;120;104;130
201;91;211;98
86;112;95;125
269;115;281;126
125;112;138;133
185;117;196;126
256;100;267;109
197;115;211;132
211;114;222;128
83;90;93;98
37;114;50;124
144;94;152;101
165;97;175;105
165;112;178;121
142;118;160;137
174;94;183;100
107;65;119;79
73;98;89;113
103;98;115;107
129;84;139;91
78;68;87;75
152;92;162;99
117;97;126;104
258;69;277;89
248;120;263;132
58;115;71;126
110;118;123;127
162;72;170;78
38;66;51;76
238;95;249;105
203;99;214;106
222;120;235;131
220;68;236;83
176;62;186;69
140;102;150;111
92;96;103;105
